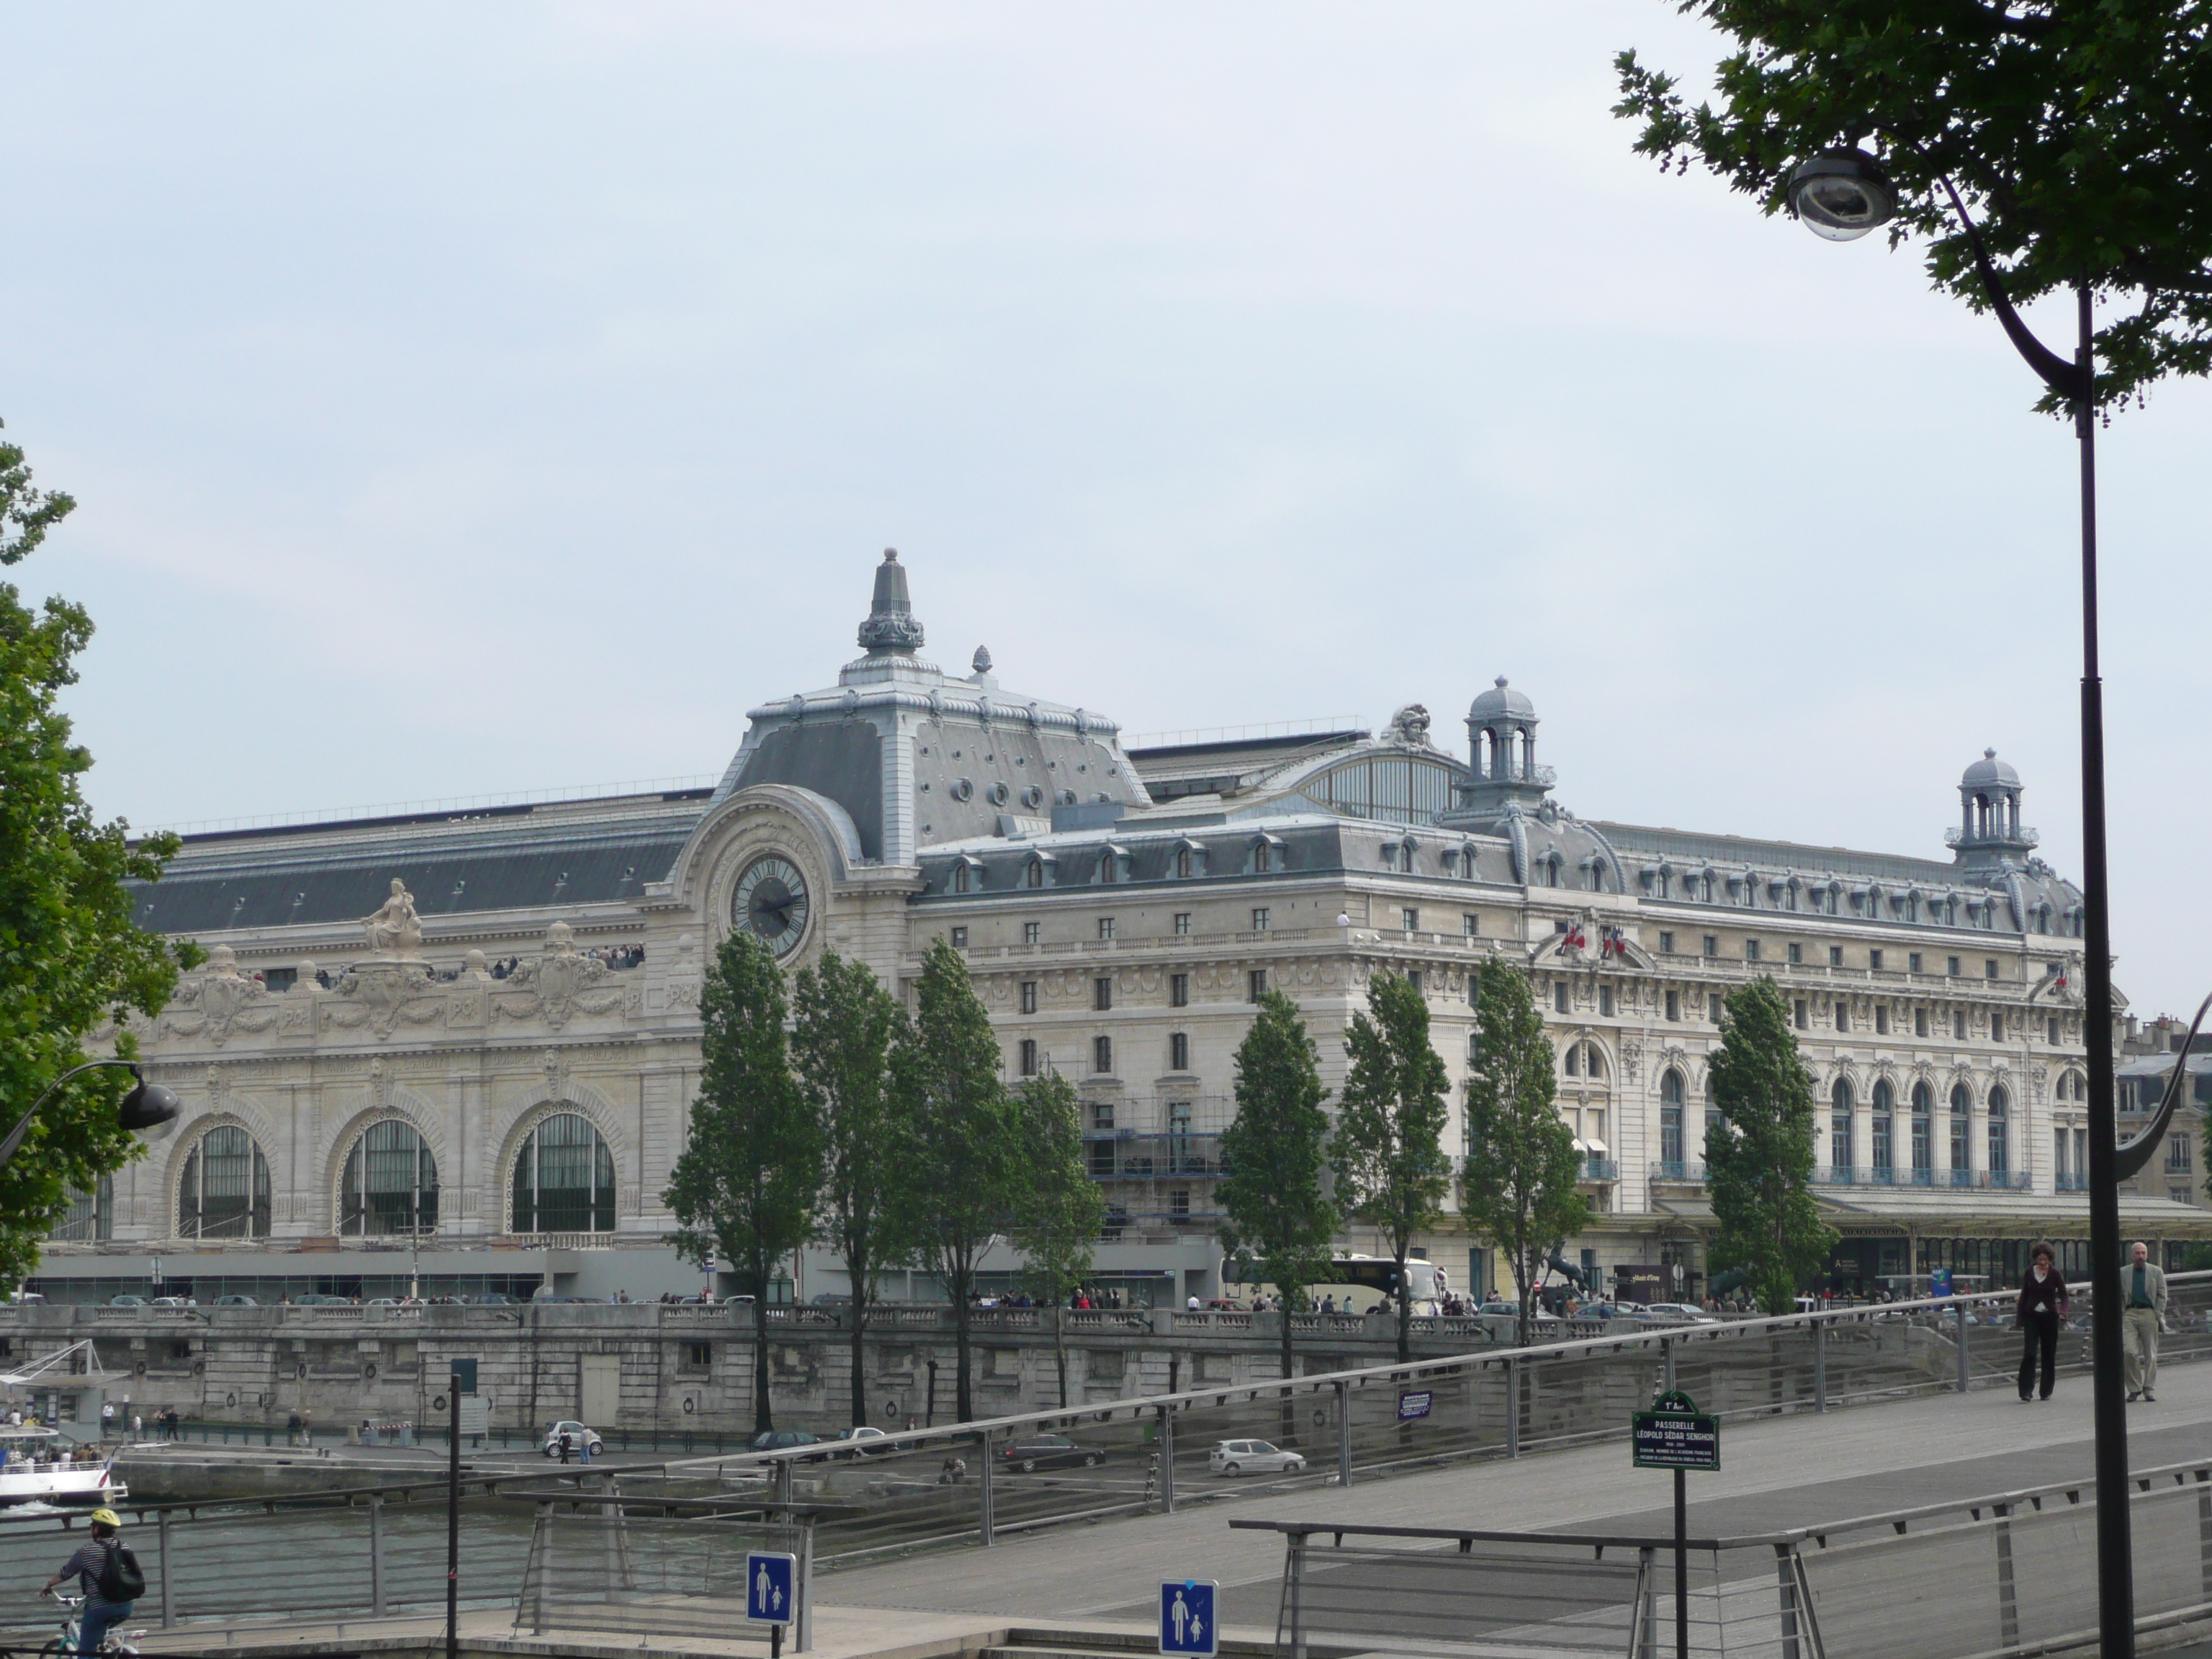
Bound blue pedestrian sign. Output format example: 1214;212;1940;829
1159;1579;1220;1658
747;1552;797;1626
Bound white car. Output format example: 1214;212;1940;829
1208;1439;1305;1477
1643;1303;1720;1324
541;1421;606;1458
840;1426;890;1454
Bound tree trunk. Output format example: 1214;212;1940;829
1280;1296;1298;1448
753;1298;774;1433
1395;1243;1413;1363
850;1284;869;1429
1053;1303;1069;1410
951;1261;975;1422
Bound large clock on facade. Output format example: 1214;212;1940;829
733;855;811;958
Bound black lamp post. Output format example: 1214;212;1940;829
1784;149;2212;1659
0;1060;182;1171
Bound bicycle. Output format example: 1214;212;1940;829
39;1591;145;1659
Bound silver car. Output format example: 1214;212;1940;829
1208;1438;1305;1477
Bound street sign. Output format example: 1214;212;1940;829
1931;1267;1954;1298
1159;1579;1220;1658
1396;1390;1433;1421
747;1552;797;1626
1632;1390;1719;1471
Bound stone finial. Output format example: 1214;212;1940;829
857;547;927;654
295;958;319;993
544;920;580;958
973;645;993;675
462;948;491;981
206;943;240;976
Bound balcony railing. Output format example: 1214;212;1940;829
1820;1166;2033;1190
1580;1156;1619;1182
1648;1161;1709;1185
1085;1130;1224;1181
2056;1172;2087;1192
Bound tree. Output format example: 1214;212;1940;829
790;950;909;1430
1704;978;1835;1316
664;931;824;1433
1217;989;1336;1395
1613;4;2212;414
1331;973;1453;1362
1009;1069;1105;1410
0;419;197;1287
1460;959;1591;1349
889;938;1021;1422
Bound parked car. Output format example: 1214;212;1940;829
289;1293;343;1305
149;1295;196;1308
541;1421;606;1458
837;1426;890;1454
1208;1439;1305;1477
999;1435;1104;1473
366;1298;400;1307
1643;1303;1721;1324
748;1429;831;1461
108;1295;145;1308
212;1294;257;1306
469;1293;520;1305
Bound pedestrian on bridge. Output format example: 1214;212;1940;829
2016;1241;2069;1402
2124;1240;2168;1403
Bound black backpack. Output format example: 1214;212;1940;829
96;1540;145;1603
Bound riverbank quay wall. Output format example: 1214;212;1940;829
0;1302;1532;1434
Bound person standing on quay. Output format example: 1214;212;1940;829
2124;1240;2168;1403
2017;1241;2069;1403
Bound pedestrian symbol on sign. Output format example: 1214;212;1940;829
1159;1579;1220;1658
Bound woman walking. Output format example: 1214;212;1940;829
2018;1240;2069;1401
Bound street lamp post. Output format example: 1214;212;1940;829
1;1060;181;1170
1784;150;2212;1659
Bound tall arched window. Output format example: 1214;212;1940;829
511;1113;616;1235
1871;1080;1894;1177
341;1120;439;1236
1660;1069;1684;1169
51;1176;114;1243
1987;1085;2010;1177
1949;1082;1972;1179
1910;1083;1933;1179
179;1125;271;1238
1830;1079;1853;1174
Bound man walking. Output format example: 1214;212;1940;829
2125;1240;2168;1403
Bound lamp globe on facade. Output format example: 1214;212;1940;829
117;1071;182;1143
1786;148;1897;241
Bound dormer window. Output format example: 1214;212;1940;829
953;865;970;894
1176;848;1192;878
1255;843;1272;873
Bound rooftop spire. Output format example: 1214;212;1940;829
857;548;926;654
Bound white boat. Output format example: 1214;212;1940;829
0;1426;126;1508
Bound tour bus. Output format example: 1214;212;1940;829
1221;1254;1449;1315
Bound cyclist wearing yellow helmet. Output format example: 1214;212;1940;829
42;1508;140;1654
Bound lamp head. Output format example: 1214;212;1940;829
1786;148;1897;242
117;1071;181;1143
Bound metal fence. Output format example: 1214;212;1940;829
2;1272;2208;1639
515;1501;809;1645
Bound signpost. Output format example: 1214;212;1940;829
1396;1390;1433;1422
1159;1579;1220;1658
446;1359;476;1659
1633;1390;1717;1659
749;1551;798;1659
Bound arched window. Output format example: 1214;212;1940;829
1253;842;1272;874
1660;1069;1684;1169
51;1176;114;1243
511;1113;616;1235
1871;1080;1894;1175
1588;859;1606;894
1093;1035;1114;1075
1025;860;1045;889
180;1125;271;1238
1949;1082;1972;1177
1098;851;1118;884
1175;848;1192;879
1830;1079;1853;1174
341;1120;439;1236
1987;1085;2010;1177
1910;1083;1933;1177
952;863;971;894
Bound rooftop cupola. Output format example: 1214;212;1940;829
1458;675;1554;816
1948;747;2038;869
857;549;926;655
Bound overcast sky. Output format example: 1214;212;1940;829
6;5;2208;1018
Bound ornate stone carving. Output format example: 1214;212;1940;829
361;880;425;960
1386;703;1434;746
161;945;277;1046
495;921;621;1030
328;960;440;1039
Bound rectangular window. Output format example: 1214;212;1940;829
1955;1010;1968;1041
1252;907;1272;932
1745;940;1761;962
1170;973;1190;1008
1555;982;1570;1015
1170;1032;1190;1072
1991;1011;2005;1043
1019;980;1038;1015
1869;948;1884;971
1985;958;2000;980
1170;1189;1190;1220
1406;970;1424;995
2168;1135;2193;1172
1463;913;1480;938
1665;989;1681;1022
1909;953;1923;974
1019;1039;1038;1077
2054;1129;2070;1179
1702;935;1719;958
1094;976;1112;1012
1915;1007;1929;1038
1658;931;1674;955
1173;912;1192;935
1794;997;1809;1030
950;925;968;948
2048;1016;2060;1046
1830;945;1845;968
1787;942;1802;966
1835;1001;1849;1033
1403;907;1419;932
1098;917;1117;942
1875;1006;1891;1035
1093;1035;1113;1074
1599;984;1615;1017
686;1342;712;1370
1709;993;1724;1022
1248;969;1268;1003
1024;921;1041;945
1948;956;1962;977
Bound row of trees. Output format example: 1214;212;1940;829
663;935;1102;1431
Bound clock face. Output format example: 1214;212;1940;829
733;855;811;958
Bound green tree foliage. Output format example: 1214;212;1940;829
1704;979;1835;1314
791;950;909;1429
665;932;824;1432
1010;1069;1104;1410
1460;960;1591;1349
0;419;196;1286
1614;4;2212;412
1331;974;1453;1362
1218;989;1337;1393
889;938;1021;1422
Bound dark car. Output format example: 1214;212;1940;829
1000;1435;1104;1473
749;1429;829;1460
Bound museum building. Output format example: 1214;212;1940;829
35;552;2209;1305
